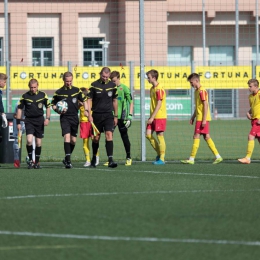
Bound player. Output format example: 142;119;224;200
79;87;100;167
87;67;118;168
238;79;260;164
16;79;51;169
146;69;167;165
13;101;35;168
0;73;8;128
107;70;134;166
51;71;88;169
181;73;223;164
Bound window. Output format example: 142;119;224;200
209;46;235;65
252;46;260;64
83;38;103;66
167;46;192;66
32;38;53;66
0;38;2;66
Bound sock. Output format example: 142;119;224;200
70;143;75;154
206;138;220;157
92;142;99;157
246;140;254;159
64;142;71;162
190;139;200;159
26;145;33;161
120;131;131;159
157;135;166;161
35;146;41;164
13;140;20;160
106;140;113;162
146;134;160;156
83;138;90;162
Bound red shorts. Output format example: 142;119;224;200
146;119;167;132
249;119;260;137
80;122;92;139
194;121;210;134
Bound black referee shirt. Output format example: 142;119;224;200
87;80;118;113
51;86;86;116
18;91;51;118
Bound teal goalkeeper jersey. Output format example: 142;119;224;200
117;83;133;120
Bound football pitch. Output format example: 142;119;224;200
0;161;260;260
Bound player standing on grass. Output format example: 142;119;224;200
0;73;8;168
16;79;51;169
79;87;100;167
87;67;118;168
51;72;88;169
108;71;134;166
146;69;167;165
181;73;223;165
238;79;260;164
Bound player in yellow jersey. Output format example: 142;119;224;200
79;88;99;167
181;73;223;165
238;79;260;164
146;69;167;165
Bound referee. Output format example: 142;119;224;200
87;67;118;168
51;71;88;169
16;79;51;169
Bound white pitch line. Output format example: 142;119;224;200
0;230;259;247
78;168;260;179
1;189;260;200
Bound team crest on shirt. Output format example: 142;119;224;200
38;103;43;108
72;98;77;103
108;91;112;97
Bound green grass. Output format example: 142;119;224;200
0;162;260;259
21;119;260;162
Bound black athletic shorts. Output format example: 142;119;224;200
92;112;114;133
60;115;79;137
25;116;44;138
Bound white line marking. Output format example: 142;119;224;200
1;189;260;200
81;168;260;179
0;231;259;247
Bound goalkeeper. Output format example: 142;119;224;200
0;73;8;168
109;71;134;166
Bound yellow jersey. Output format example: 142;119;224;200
249;90;260;119
195;86;211;121
79;105;88;123
150;84;167;119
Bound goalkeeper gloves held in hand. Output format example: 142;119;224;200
1;113;7;128
124;114;132;128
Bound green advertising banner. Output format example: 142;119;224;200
134;96;191;118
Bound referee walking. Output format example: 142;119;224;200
51;71;88;169
16;79;51;169
87;67;118;168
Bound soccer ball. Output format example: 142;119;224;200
56;100;68;114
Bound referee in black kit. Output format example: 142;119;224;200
51;71;89;169
87;67;118;168
16;78;51;169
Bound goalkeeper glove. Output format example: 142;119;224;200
1;113;7;128
127;114;133;120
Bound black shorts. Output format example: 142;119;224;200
25;116;44;138
92;112;114;133
60;115;79;137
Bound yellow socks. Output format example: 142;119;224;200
157;135;166;161
83;138;90;162
190;138;200;159
246;140;254;159
206;138;220;157
146;134;160;156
